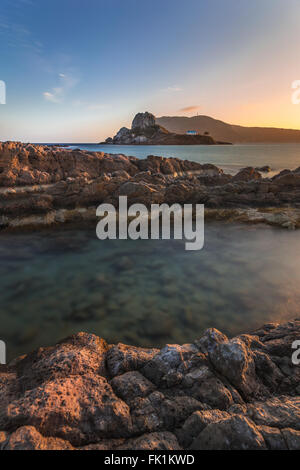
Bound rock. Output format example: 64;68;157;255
191;415;266;450
111;371;156;404
132;112;156;130
177;409;230;448
247;396;300;430
256;166;271;173
188;367;234;409
118;431;181;450
0;374;132;446
15;332;109;392
232;167;262;182
4;426;74;450
274;173;300;186
0;431;8;450
103;112;218;145
258;425;287;450
281;428;300;450
118;181;158;203
142;343;198;386
208;335;262;399
1;320;300;450
3;142;300;230
107;343;159;377
195;327;228;354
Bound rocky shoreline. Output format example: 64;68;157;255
0;319;300;450
1;141;300;231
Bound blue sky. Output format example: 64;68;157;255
0;0;300;141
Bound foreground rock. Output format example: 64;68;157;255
2;141;300;230
0;320;300;450
102;112;224;145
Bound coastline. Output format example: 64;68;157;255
1;142;300;231
1;319;300;450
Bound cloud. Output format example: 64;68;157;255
43;88;63;103
180;105;200;113
0;10;42;54
43;73;78;104
162;85;183;92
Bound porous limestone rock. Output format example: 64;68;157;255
0;320;300;450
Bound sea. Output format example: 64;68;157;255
61;142;300;176
2;143;300;360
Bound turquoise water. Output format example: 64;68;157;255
65;143;300;175
1;222;300;361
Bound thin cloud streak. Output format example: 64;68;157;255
162;85;183;92
180;105;200;113
43;73;79;104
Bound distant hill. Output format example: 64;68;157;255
101;111;225;145
156;115;300;143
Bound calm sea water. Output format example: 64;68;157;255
64;143;300;175
1;223;300;361
2;143;300;360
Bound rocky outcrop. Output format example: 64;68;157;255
2;141;300;230
102;112;221;145
0;320;300;450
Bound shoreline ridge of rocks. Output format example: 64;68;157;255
1;141;300;231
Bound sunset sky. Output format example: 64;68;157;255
0;0;300;142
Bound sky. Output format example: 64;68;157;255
0;0;300;142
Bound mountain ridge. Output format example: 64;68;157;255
156;115;300;143
101;112;229;145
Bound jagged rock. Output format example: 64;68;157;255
258;425;287;450
111;371;156;404
142;343;198;386
14;333;109;392
0;374;132;446
256;166;271;173
0;320;300;450
232;167;262;182
0;431;8;450
208;335;262;399
3;142;300;230
4;426;74;450
177;409;230;448
281;428;300;450
247;396;300;430
107;343;159;377
190;415;266;450
274;174;300;186
132;112;156;130
118;431;181;450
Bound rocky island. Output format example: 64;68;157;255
101;112;230;145
1;141;300;230
0;319;300;450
